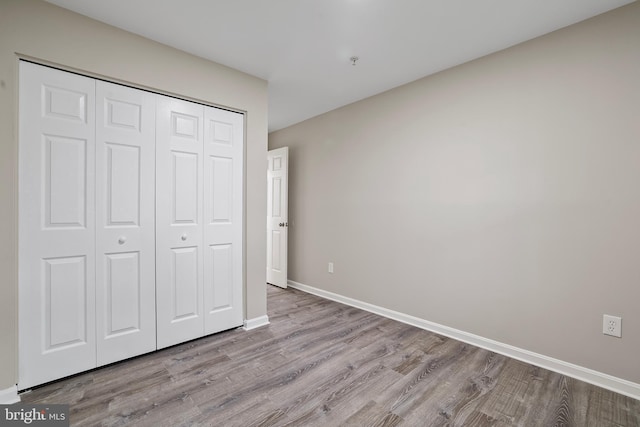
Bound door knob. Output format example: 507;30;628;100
279;222;284;227
118;236;126;245
181;234;188;241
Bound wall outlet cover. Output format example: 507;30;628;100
603;314;622;338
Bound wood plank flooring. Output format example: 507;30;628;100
21;285;640;426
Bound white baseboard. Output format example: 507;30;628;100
288;280;640;401
0;385;20;404
243;315;270;331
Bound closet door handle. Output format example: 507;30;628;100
118;236;127;245
181;234;188;241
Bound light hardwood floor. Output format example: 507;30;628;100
21;285;640;426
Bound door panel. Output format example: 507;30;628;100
172;112;199;139
45;136;88;227
19;61;97;389
156;96;204;348
44;256;88;349
210;156;233;223
209;244;233;311
106;98;141;131
96;81;156;366
43;84;87;122
105;143;140;225
270;230;282;271
104;252;140;335
203;108;243;334
172;151;199;223
267;147;289;288
270;177;282;217
171;247;200;320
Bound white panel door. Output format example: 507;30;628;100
156;96;205;348
203;107;244;334
19;62;97;389
95;81;157;365
267;147;289;288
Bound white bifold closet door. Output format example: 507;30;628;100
202;106;244;335
95;80;157;366
19;62;157;388
156;96;243;349
19;61;244;388
155;97;205;348
19;62;98;389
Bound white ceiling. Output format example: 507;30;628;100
45;0;634;132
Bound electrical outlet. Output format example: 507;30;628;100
328;262;334;273
603;314;622;338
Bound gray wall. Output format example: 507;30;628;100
0;0;268;390
269;2;640;383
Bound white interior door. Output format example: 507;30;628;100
203;107;244;334
156;95;205;349
267;147;289;288
95;81;157;365
19;62;97;389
